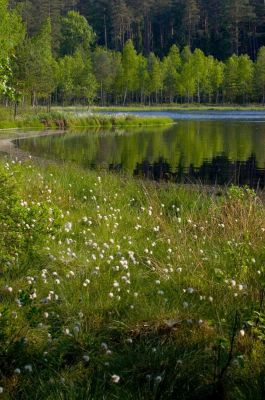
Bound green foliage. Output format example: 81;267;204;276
121;40;139;102
0;0;25;101
14;19;57;104
163;45;181;101
0;163;61;270
0;0;25;60
255;47;265;103
59;11;95;56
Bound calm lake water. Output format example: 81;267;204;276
15;112;265;188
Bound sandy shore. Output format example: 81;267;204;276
0;130;63;161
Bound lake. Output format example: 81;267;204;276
15;112;265;188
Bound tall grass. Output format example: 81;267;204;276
0;159;264;399
0;109;174;130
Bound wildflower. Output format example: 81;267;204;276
240;329;245;337
64;222;72;232
83;279;91;287
24;364;33;372
0;387;3;394
83;355;90;362
14;368;21;374
111;375;120;383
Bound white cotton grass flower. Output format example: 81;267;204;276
64;222;72;233
111;375;120;383
14;368;21;374
155;375;162;383
24;364;33;372
83;355;90;362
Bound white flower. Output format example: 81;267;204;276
83;355;90;362
64;222;72;232
24;364;33;372
111;375;120;383
240;329;245;337
0;387;3;394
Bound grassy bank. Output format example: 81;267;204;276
0;109;174;131
0;158;265;399
90;104;265;112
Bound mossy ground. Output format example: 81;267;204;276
0;156;264;399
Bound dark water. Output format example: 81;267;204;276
15;116;265;188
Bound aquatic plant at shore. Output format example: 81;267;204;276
0;159;264;399
0;110;174;130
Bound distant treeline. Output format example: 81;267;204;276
1;1;265;106
9;0;265;60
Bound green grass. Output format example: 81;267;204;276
0;109;174;131
0;158;265;399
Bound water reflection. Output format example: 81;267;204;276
15;120;265;187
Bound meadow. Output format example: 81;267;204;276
0;157;264;399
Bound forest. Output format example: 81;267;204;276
2;0;265;106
